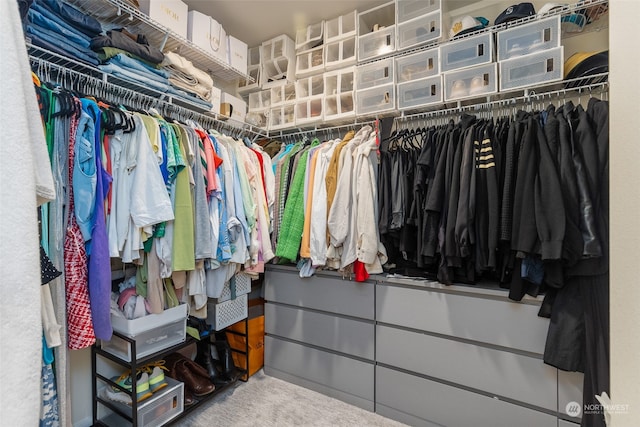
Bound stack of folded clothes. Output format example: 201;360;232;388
162;51;215;110
24;0;102;66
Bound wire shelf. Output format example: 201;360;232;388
65;0;254;83
28;51;269;138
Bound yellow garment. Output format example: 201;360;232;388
325;130;355;217
299;148;322;258
136;114;162;155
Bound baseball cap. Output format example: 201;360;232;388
564;50;609;87
449;16;489;39
537;3;567;16
495;3;536;25
450;80;468;99
561;13;587;33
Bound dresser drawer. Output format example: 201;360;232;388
376;325;558;411
264;268;375;319
376;283;548;354
266;303;374;359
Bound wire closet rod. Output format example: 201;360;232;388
29;56;269;138
273;120;378;139
398;74;609;123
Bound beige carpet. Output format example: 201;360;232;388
175;370;407;427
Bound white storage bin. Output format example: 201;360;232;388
296;74;325;99
237;65;261;94
207;294;248;331
187;10;227;64
358;26;396;62
499;46;564;91
227;35;248;75
324;67;356;96
295;96;324;125
262;34;295;63
261;34;296;84
245;108;269;129
296;21;324;51
397;11;441;50
139;0;188;39
395;47;439;83
356;84;395;116
101;304;188;361
325;37;357;70
324;92;356;121
358;1;396;61
396;0;440;24
270;81;296;106
248;46;261;67
221;92;247;122
497;16;561;60
215;272;252;303
444;63;498;101
356;58;394;90
325;10;358;42
248;89;271;110
269;103;296;130
295;45;325;77
100;377;184;427
440;32;493;72
398;75;443;110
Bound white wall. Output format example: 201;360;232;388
609;1;640;426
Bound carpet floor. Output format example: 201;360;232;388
175;370;407;427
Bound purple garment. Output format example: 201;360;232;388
81;99;113;340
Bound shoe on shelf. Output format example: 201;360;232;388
111;371;153;402
100;384;132;405
137;360;169;393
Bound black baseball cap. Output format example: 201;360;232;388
495;3;536;25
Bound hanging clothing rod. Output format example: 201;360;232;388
398;74;609;123
274;120;377;139
28;55;269;138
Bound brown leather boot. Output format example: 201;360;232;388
164;353;215;397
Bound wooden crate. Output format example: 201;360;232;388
227;305;265;378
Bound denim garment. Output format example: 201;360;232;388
38;0;101;36
28;5;91;48
99;62;171;93
26;25;100;66
166;86;213;110
110;53;171;79
73;110;97;242
102;59;169;85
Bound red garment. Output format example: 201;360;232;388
65;101;96;350
250;148;268;202
353;260;370;282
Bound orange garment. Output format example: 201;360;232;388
325;130;355;218
299;148;322;258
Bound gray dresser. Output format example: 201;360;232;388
264;265;584;426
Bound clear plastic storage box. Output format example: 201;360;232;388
396;0;440;24
295;97;324;125
397;10;441;50
237;65;261;94
398;75;443;110
296;74;325;99
295;45;325;77
248;89;271;110
356;58;394;90
356;84;396;116
358;1;396;61
101;304;188;362
395;47;439;83
325;10;358;42
444;62;498;101
325;37;357;70
269;103;296;130
296;21;324;51
497;16;561;61
499;46;564;91
270;81;296;106
440;32;493;72
99;376;184;427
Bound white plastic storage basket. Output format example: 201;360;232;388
216;272;252;303
207;294;248;331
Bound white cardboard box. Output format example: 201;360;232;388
139;0;188;39
227;36;248;75
221;92;247;123
187;10;228;64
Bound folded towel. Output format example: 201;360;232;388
162;51;214;101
